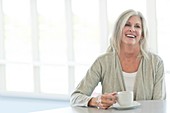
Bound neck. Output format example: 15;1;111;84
119;44;140;59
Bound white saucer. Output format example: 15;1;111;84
111;101;141;110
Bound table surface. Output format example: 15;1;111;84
31;100;169;113
0;96;69;113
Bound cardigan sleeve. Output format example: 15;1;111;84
70;58;102;107
152;58;166;100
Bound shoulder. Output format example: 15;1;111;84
147;52;163;62
96;52;117;61
145;52;164;66
92;52;118;67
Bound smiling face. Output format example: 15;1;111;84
121;15;143;46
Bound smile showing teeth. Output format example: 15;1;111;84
126;34;136;38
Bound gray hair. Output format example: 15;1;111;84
107;9;149;59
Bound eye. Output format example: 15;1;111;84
125;23;131;27
135;25;141;28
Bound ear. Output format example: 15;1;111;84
141;31;144;39
139;34;144;42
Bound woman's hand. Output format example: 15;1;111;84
88;92;117;109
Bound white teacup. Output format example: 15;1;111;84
117;91;133;106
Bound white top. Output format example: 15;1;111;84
123;71;137;91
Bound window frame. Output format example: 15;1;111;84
0;0;161;100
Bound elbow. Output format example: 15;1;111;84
70;92;77;106
70;96;75;106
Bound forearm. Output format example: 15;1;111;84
70;92;92;107
88;93;117;109
88;97;98;107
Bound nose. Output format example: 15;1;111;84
129;26;135;32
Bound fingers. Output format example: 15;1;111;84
96;92;117;109
102;93;117;103
111;92;117;95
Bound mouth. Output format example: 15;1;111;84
126;34;136;38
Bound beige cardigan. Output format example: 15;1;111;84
70;52;166;106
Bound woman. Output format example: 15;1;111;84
70;9;166;109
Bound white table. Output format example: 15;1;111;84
31;100;169;113
0;96;69;113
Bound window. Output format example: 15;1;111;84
2;0;165;100
37;0;68;95
2;0;33;92
72;0;101;87
0;0;102;99
156;0;170;100
107;0;146;33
